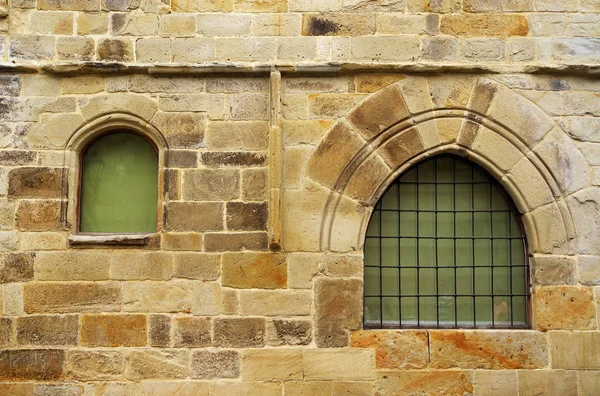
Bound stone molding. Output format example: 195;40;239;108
290;76;587;258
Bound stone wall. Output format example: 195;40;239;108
0;0;599;395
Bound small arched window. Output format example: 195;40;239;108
364;155;530;329
79;131;158;233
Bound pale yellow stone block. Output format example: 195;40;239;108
239;290;312;316
287;253;320;289
242;349;303;381
140;381;209;395
78;13;108;34
30;11;73;34
284;145;312;189
252;13;301;36
61;76;105;94
22;75;60;96
197;13;252;36
20;232;67;251
192;281;222;315
471;126;525;172
350;36;420;62
35;251;110;281
210;382;281;396
159;14;196;37
110;252;174;281
303;349;375;381
123;281;193;313
3;283;24;315
215;37;276;61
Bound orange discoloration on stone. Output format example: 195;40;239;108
441;14;529;38
81;314;147;347
222;252;287;289
351;330;429;369
535;286;597;330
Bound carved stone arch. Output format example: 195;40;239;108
286;75;591;259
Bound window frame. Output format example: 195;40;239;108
363;154;532;330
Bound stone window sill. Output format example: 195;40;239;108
69;233;157;246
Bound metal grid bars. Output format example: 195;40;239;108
363;155;530;329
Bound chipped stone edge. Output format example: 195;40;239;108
1;62;599;76
69;234;156;246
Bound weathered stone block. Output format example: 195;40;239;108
197;13;251;36
167;150;198;168
242;169;268;201
0;349;64;380
151;111;206;149
78;13;108;34
201;151;267;167
239;290;312;316
429;330;548;369
287;253;319;289
30;11;74;34
15;200;62;231
97;38;133;61
190;350;240;379
24;282;121;313
16;315;78;346
0;253;34;284
82;314;147;347
192;281;222;315
61;76;105;94
302;13;374;37
303;349;375;380
140;382;209;395
3;283;24;315
226;93;269;120
267;319;312;346
210;382;281;396
136;38;171;63
535;286;597;330
66;350;123;381
162;233;203;251
172;317;211;347
0;317;11;346
110;252;173;281
8;167;63;199
579;256;600;286
315;278;362;347
308;93;365;119
376;370;473;396
159;14;196;37
182;169;239;201
568;188;600;256
532;255;577;286
213;317;265;348
204;232;268;251
165;202;223;232
35;251;110;281
550;331;600;369
252;13;301;36
242;349;302;381
350;36;421;61
0;75;21;97
38;0;100;10
171;38;215;62
123;281;193;313
441;14;528;38
149;314;171;347
351;330;429;369
125;349;188;380
226;202;267;231
235;0;286;12
518;370;577;396
9;35;55;60
215;37;276;62
111;12;158;36
174;253;220;280
377;127;425;170
207;121;268;150
578;371;600;395
222;252;287;289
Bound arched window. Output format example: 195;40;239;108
79;131;158;233
364;155;529;329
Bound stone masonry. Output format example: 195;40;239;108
0;0;599;395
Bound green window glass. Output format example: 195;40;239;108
364;155;529;329
80;132;158;233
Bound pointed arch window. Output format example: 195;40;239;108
79;131;158;233
364;155;530;329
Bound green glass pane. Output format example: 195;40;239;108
80;132;158;233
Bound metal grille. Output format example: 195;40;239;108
363;155;530;329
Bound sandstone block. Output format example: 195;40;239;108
277;36;318;61
206;77;268;93
222;252;287;289
16;315;78;346
165;202;223;232
234;0;286;12
535;286;597;330
215;37;277;62
303;349;375;380
579;256;600;286
550;331;600;369
111;12;158;36
315;278;362;347
149;314;171;347
304;13;374;37
85;382;139;395
56;37;94;61
305;121;364;189
8;167;63;199
162;233;203;251
3;283;24;315
252;13;301;36
282;93;308;120
136;38;171;63
206;121;268;150
35;251;110;281
204;232;268;251
289;0;340;11
518;370;577;396
0;231;17;252
110;252;173;281
473;370;518;396
578;371;600;395
532;255;577;286
151;111;206;148
61;76;105;94
30;11;73;34
66;350;123;381
226;202;267;231
226;93;269;120
201;151;267;167
174;253;220;280
0;317;11;346
351;330;429;369
125;349;188;380
123;281;193;313
192;281;222;315
350;36;420;61
506;158;554;211
529;202;570;255
568;188;600;255
284;77;348;94
377;14;438;35
171;38;215;62
471;127;523;173
0;253;34;284
78;13;108;34
82;314;147;347
38;0;100;10
9;35;55;60
15;200;62;231
240;290;312;316
173;316;211;347
423;36;459;62
197;13;252;36
508;37;536;62
429;330;548;369
21;75;60;97
173;0;232;12
0;349;65;380
213;317;265;348
287;253;319;289
0;201;14;230
377;127;425;170
222;288;239;314
460;38;506;62
97;38;133;61
140;382;210;395
0;75;21;97
242;349;302;381
159;14;196;37
0;383;34;395
190;350;240;379
267;319;312;346
283;382;331;396
166;150;198;168
164;169;181;201
308;93;365;119
210;382;281;396
441;14;528;38
376;370;473;396
182;169;239;201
